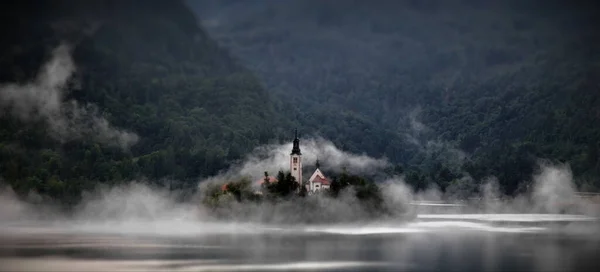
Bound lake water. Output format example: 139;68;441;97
1;214;599;272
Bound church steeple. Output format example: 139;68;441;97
290;129;302;186
291;129;301;155
315;158;320;169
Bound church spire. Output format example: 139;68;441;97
316;158;320;169
290;129;303;187
291;129;301;155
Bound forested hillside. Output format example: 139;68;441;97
190;0;600;193
0;0;281;203
1;0;598;204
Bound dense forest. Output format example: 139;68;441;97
191;0;600;193
0;0;598;205
0;0;289;204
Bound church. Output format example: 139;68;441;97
257;130;331;194
290;130;331;193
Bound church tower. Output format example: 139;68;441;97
290;129;302;185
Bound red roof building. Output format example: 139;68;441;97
308;168;331;192
256;176;278;186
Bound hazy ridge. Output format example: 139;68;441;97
0;0;599;205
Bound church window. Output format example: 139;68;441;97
293;158;298;163
294;168;297;170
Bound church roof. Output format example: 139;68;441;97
309;168;331;185
312;176;330;185
308;168;326;182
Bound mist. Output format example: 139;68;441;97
1;1;599;271
0;43;138;150
1;138;598;236
1;140;599;272
235;137;389;179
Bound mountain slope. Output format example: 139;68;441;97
189;0;600;193
0;0;278;202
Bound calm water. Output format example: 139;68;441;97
1;214;599;272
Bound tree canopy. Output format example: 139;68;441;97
0;0;598;206
191;0;600;193
0;0;278;204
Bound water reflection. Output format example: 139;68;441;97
0;217;599;272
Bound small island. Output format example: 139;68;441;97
202;131;395;223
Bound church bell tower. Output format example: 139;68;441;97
290;129;302;185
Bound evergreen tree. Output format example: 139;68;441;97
298;181;308;197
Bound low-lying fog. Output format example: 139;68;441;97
1;140;600;271
2;138;600;232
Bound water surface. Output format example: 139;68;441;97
1;214;599;272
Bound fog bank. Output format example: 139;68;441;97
0;140;598;235
0;43;138;150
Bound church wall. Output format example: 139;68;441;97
290;154;302;185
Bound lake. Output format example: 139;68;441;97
1;214;599;272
